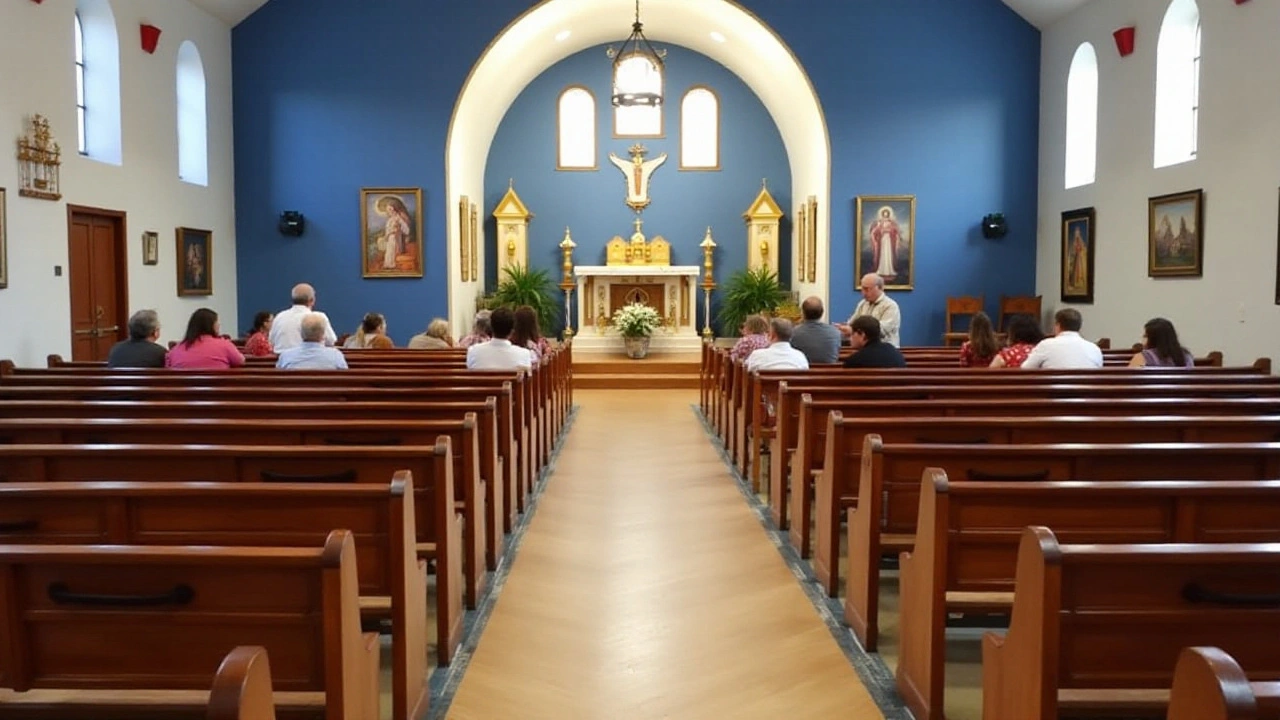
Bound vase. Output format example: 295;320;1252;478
623;336;650;359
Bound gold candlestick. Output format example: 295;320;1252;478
699;227;717;340
559;227;577;338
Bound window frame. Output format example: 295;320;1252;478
74;11;87;155
555;84;598;171
1063;42;1098;189
678;85;721;172
612;56;665;139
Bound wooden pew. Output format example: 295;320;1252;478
982;527;1280;720
897;471;1280;720
1167;647;1280;720
844;437;1280;651
0;476;439;719
0;530;379;720
209;647;277;720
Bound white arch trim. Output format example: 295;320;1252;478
445;0;830;333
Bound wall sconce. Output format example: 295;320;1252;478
140;23;162;54
1113;26;1136;57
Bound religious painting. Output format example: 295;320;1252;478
361;187;424;278
1148;189;1203;277
0;187;7;289
855;195;915;290
175;227;212;296
1060;207;1095;304
142;231;159;266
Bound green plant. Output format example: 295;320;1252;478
717;266;788;336
491;264;560;334
611;303;663;338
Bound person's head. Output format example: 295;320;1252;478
361;313;386;336
489;306;516;340
742;315;769;336
1143;317;1186;362
251;311;273;334
300;312;328;343
859;273;885;303
511;305;542;346
426;318;452;342
1006;314;1045;346
181;308;219;348
472;309;493;338
968;311;999;358
849;315;882;350
127;309;161;342
1053;308;1083;334
769;318;794;343
291;283;316;309
801;296;825;322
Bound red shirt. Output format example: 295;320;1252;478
243;331;273;357
996;342;1035;368
166;336;246;369
959;341;996;368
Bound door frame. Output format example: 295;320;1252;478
66;204;130;357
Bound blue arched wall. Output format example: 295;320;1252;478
485;44;790;335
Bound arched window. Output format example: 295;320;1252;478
680;86;719;171
613;55;662;137
556;86;596;170
74;0;122;165
1154;0;1201;168
1064;43;1098;189
176;41;208;186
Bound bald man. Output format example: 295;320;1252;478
269;282;338;351
789;296;842;364
836;273;901;347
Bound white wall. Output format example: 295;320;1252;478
1037;0;1280;365
0;0;236;367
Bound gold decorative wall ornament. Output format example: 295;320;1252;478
469;202;479;281
743;180;782;273
458;196;471;282
605;216;671;266
17;115;62;201
492;180;531;276
806;195;818;282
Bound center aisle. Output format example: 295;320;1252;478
444;389;884;719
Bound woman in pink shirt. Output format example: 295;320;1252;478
166;308;246;370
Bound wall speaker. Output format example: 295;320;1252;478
278;211;305;237
982;213;1008;239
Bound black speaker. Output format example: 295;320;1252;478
981;213;1008;239
278;211;305;237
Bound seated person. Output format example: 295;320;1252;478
277;313;349;370
343;313;394;349
511;305;552;367
107;309;167;368
1021;308;1102;369
842;316;907;368
1129;317;1194;367
408;318;454;349
730;315;771;363
959;311;999;367
989;314;1044;368
166;309;246;370
790;297;842;364
466;306;532;371
458;310;493;348
744;318;809;372
243;311;274;356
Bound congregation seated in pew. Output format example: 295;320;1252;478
842;316;906;368
458;310;492;349
791;296;842;365
166;308;246;370
745;318;809;372
106;308;167;369
988;314;1044;368
408;317;455;349
343;312;395;349
243;310;275;356
730;315;771;363
467;306;533;371
1020;307;1102;369
269;282;338;350
512;305;553;366
957;311;1000;368
1131;316;1195;368
277;313;349;370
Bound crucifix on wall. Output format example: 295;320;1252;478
608;143;667;212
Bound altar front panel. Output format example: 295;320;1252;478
572;266;702;354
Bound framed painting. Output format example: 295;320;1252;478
1060;207;1095;303
855;195;915;290
459;195;471;282
142;231;159;266
361;187;424;278
0;187;7;289
176;227;212;296
1148;189;1203;277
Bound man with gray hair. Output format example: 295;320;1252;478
269;282;337;351
276;313;349;370
837;273;902;347
744;318;810;372
458;309;493;349
106;309;167;368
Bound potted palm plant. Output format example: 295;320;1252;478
490;264;560;337
717;266;789;337
611;303;663;359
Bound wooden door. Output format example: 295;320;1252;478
67;206;128;361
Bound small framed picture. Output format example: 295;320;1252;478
176;226;212;296
142;231;159;266
1148;189;1204;278
1060;207;1095;304
361;187;425;278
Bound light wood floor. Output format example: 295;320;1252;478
445;390;884;719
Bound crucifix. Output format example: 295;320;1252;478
608;143;667;213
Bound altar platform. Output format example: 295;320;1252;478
571;350;700;390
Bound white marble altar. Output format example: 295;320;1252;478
571;265;703;353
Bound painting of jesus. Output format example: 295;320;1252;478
361;187;424;278
855;195;915;290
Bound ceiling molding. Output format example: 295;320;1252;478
187;0;269;27
1001;0;1094;29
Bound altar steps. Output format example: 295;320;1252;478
571;353;701;390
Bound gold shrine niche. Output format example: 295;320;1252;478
606;217;670;266
17;114;62;201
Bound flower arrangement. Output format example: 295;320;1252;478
611;303;663;339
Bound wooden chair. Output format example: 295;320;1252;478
942;296;983;347
997;294;1042;332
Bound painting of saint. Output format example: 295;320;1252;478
1060;207;1094;303
855;196;915;290
361;187;424;278
175;226;212;296
1148;189;1203;277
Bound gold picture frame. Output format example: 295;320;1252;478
459;195;471;282
855;195;915;290
469;202;479;282
142;231;159;266
806;195;818;283
1148;188;1203;278
796;204;806;282
361;187;424;278
176;226;212;296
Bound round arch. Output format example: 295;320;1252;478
444;0;830;332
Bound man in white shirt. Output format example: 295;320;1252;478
466;307;533;371
269;283;337;351
837;273;901;347
1021;308;1102;369
744;318;810;372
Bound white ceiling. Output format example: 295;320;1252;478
187;0;1092;30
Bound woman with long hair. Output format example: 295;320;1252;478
243;311;274;356
1130;317;1193;367
958;312;999;367
510;305;551;366
165;308;245;369
989;314;1044;369
344;312;394;349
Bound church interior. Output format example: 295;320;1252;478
2;0;1280;719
